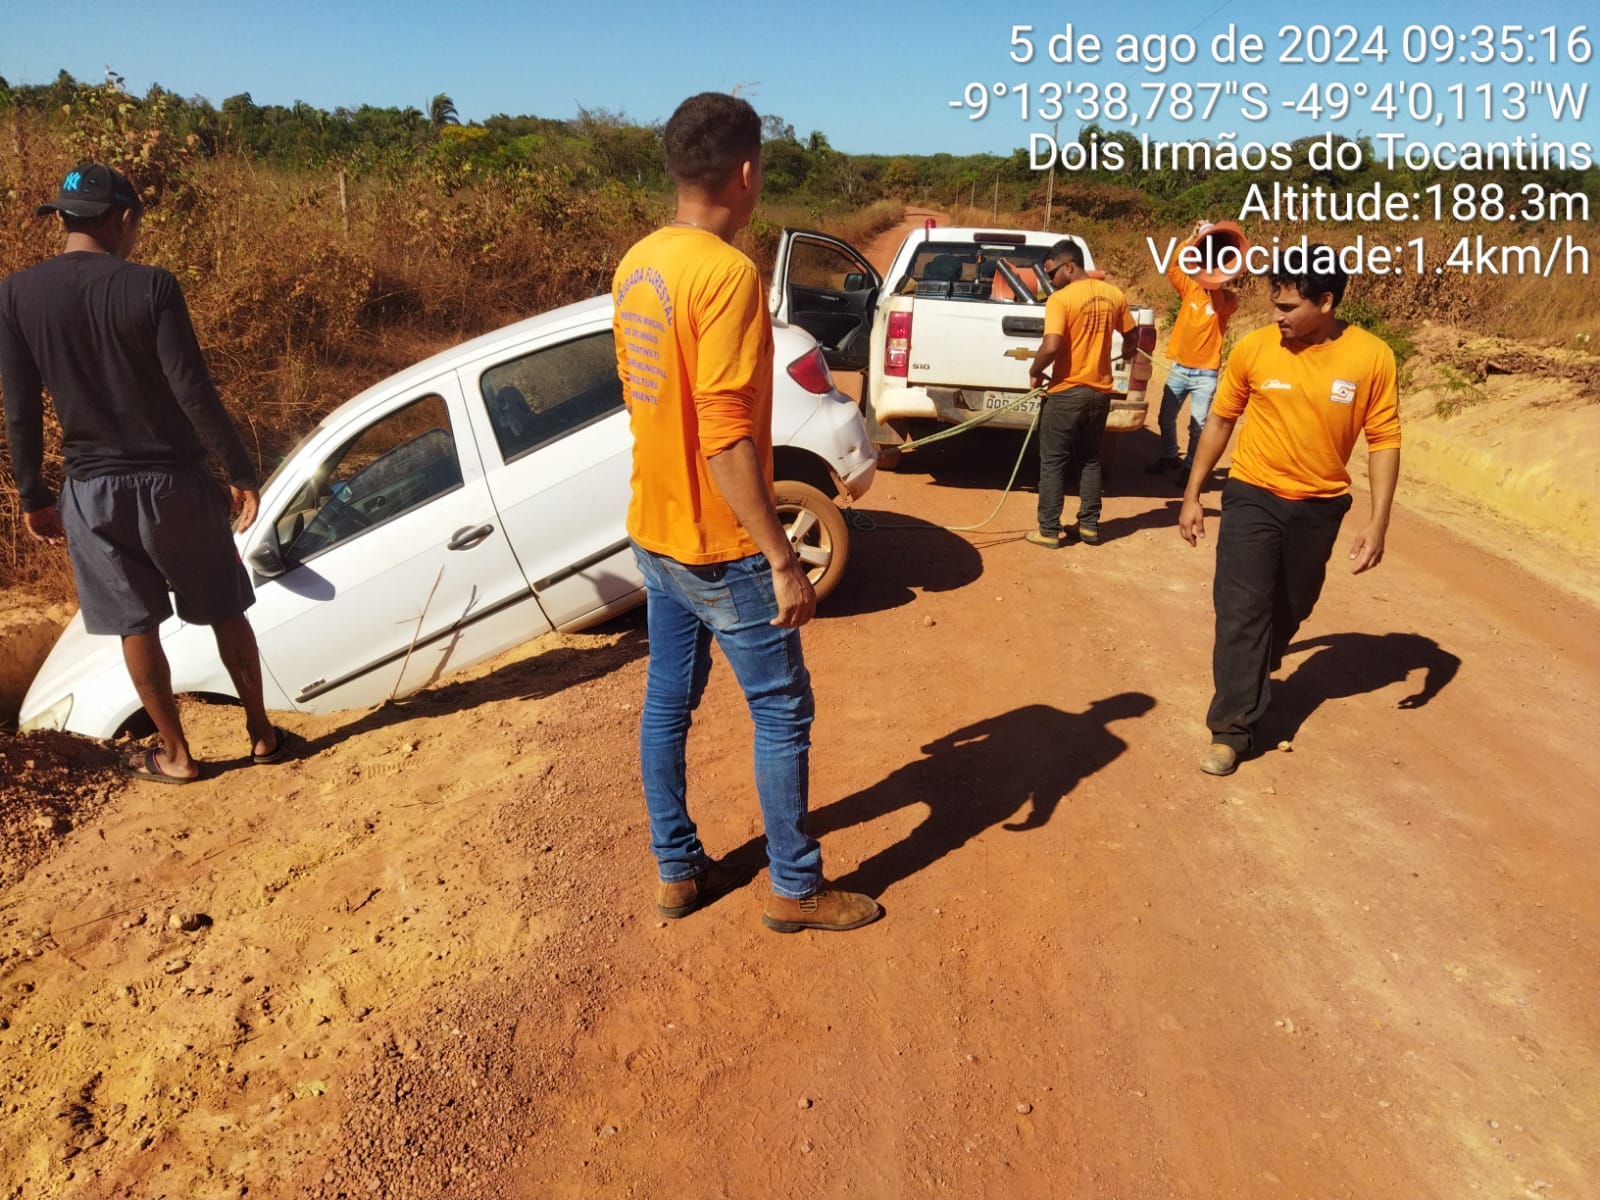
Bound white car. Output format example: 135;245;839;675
20;295;876;738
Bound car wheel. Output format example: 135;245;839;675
773;480;850;602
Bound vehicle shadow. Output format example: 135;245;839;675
899;428;1039;492
896;426;1223;502
723;693;1155;897
1262;632;1462;746
823;508;985;617
297;615;649;758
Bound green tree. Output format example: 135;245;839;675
429;93;459;131
883;157;918;197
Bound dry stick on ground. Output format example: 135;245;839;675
390;566;445;703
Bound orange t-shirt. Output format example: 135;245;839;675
1043;278;1134;394
1165;237;1238;371
613;227;774;565
1213;323;1402;500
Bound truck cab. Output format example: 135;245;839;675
769;225;1156;453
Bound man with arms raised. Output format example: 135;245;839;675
612;93;880;932
1179;248;1401;776
1146;220;1239;477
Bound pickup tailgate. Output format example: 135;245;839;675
904;299;1139;394
905;299;1040;391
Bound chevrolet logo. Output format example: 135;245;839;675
1002;348;1035;360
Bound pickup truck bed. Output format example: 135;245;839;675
769;225;1156;449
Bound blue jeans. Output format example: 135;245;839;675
1157;364;1219;461
631;542;822;899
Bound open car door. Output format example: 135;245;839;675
768;229;881;372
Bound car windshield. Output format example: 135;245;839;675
259;418;333;498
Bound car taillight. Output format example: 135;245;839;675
786;346;835;395
1130;317;1157;388
885;311;911;377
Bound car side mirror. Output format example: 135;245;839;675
246;527;287;580
843;272;868;292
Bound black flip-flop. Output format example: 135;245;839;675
121;747;201;786
252;726;296;765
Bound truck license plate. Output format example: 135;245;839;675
983;391;1038;414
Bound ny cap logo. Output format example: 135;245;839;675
63;171;83;191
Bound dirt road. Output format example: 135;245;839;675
2;214;1597;1199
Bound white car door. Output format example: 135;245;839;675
247;374;549;712
768;228;881;372
461;323;642;632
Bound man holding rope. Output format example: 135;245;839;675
1026;240;1137;548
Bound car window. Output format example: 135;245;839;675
786;240;861;290
479;331;623;463
277;394;464;562
896;242;1056;298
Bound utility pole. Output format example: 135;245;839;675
1044;120;1058;230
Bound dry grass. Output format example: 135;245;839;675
745;199;905;273
0;132;654;590
0;121;907;597
5;96;1592;599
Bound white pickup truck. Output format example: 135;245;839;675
769;224;1156;456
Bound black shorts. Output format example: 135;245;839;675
59;465;255;636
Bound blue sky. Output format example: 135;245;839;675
2;0;1592;156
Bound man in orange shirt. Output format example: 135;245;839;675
612;93;880;933
1178;249;1401;776
1147;220;1239;477
1027;239;1136;547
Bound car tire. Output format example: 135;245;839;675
773;480;850;603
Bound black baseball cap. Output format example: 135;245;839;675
35;163;144;219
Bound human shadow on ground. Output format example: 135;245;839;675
823;508;986;617
1262;632;1462;745
1088;498;1185;545
721;694;1155;897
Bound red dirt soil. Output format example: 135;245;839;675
1;212;1596;1200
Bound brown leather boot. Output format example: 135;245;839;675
762;884;882;933
655;862;737;919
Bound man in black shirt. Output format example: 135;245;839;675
1;163;288;781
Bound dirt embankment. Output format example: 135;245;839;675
2;210;1598;1200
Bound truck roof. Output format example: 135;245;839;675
889;227;1095;272
908;227;1069;245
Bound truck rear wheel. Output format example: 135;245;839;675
773;480;850;603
